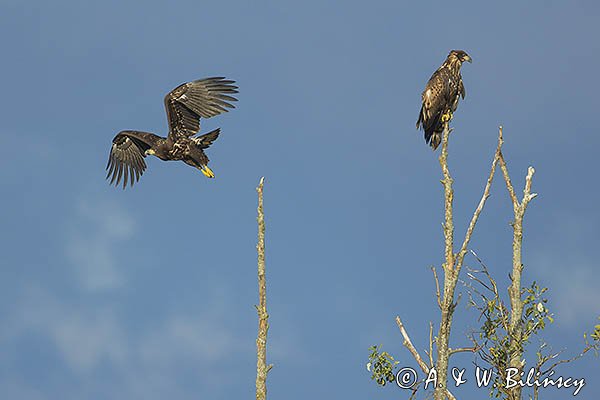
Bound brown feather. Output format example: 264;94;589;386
416;50;471;150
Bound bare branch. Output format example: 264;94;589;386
432;266;442;309
455;130;503;271
469;250;509;330
523;166;537;205
256;177;270;400
434;122;456;400
434;124;503;400
541;344;597;375
449;346;479;356
497;130;539;400
497;128;519;210
429;322;435;368
439;125;455;273
395;316;457;400
396;316;430;374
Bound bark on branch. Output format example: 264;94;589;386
396;316;457;400
434;124;503;400
497;134;537;400
256;177;272;400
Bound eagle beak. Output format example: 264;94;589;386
145;149;156;156
464;55;472;63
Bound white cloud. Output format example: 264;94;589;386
65;197;135;291
0;284;244;399
139;315;234;365
3;287;128;372
52;310;128;371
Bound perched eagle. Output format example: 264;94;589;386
416;50;472;150
106;77;238;188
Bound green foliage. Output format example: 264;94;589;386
522;281;554;340
583;317;600;357
591;317;600;342
367;345;399;386
474;280;554;398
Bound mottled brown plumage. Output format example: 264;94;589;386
106;77;238;188
417;50;471;150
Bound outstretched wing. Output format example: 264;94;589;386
164;77;238;139
106;131;159;189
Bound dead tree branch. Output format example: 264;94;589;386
498;138;538;400
432;266;442;309
396;316;430;374
396;316;457;400
256;177;272;400
433;124;503;400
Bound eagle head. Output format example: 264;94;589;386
449;50;472;64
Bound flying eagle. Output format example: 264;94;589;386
416;50;472;150
106;77;238;188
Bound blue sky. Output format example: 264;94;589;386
0;1;599;399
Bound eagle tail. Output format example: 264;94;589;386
421;112;443;150
192;128;221;149
427;130;441;150
417;106;441;150
195;128;220;140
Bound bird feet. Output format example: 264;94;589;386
441;111;453;123
199;165;215;178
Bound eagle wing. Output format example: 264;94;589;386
458;76;466;99
164;77;238;139
417;67;452;134
106;131;159;189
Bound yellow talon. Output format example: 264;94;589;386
200;165;215;178
441;111;453;123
